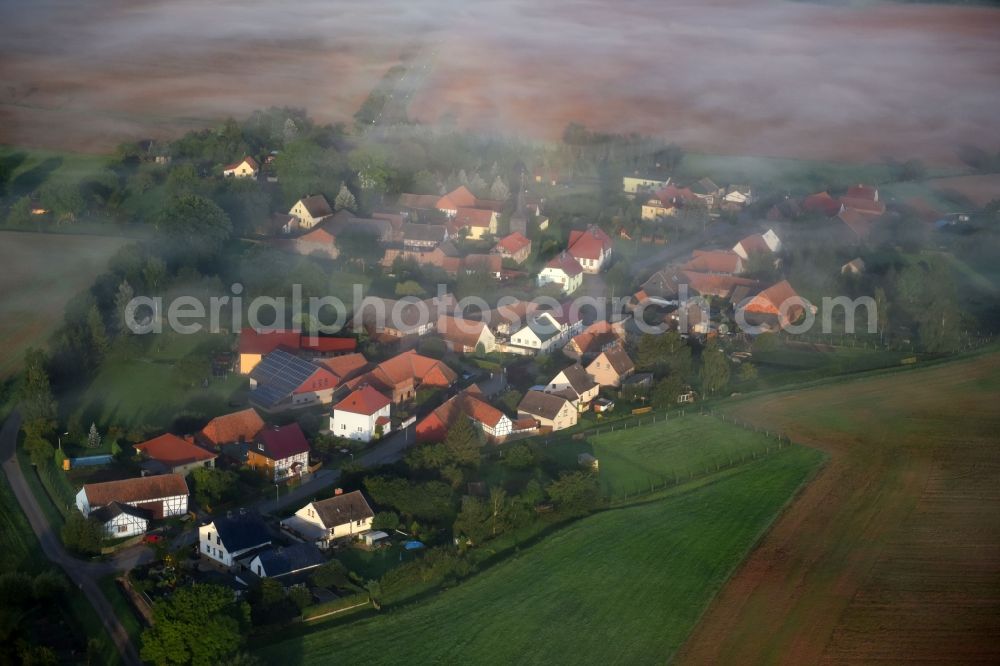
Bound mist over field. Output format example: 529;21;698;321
1;0;998;162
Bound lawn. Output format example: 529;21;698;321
98;576;145;645
0;471;44;572
64;330;248;432
0;145;110;197
543;413;786;500
0;230;128;378
260;446;823;665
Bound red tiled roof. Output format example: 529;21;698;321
335;385;392;415
369;350;457;388
83;474;189;507
840;196;886;216
134;434;217;466
239;328;302;355
224;156;259;172
398;193;441;210
437;315;488;350
802;191;841;217
453;207;495;228
567;226;612;260
546;252;584;276
838;208;879;239
316;353;369;381
298;227;335;245
495;232;531;255
299;336;357;353
683;271;760;300
745;280;806;315
199;408;265;447
845;184;878;201
255;423;310;460
682;250;742;274
437;186;477;210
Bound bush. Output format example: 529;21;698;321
61;512;104;556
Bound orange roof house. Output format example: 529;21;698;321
437;315;497;354
494;232;532;264
567;225;613;273
198;408;265;449
802;191;842;217
732;229;782;260
681;249;744;275
334;384;392;416
840;184;886;216
416;387;519;443
349;349;457;403
134;434;217;475
315;353;370;383
739;280;816;329
436;186;478;214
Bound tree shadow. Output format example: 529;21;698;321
10;156;63;197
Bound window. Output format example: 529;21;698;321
118;524;127;534
216;536;221;545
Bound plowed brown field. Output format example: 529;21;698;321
677;353;1000;664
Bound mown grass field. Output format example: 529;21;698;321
261;446;823;665
545;413;785;500
0;230;127;378
0;145;110;196
677;351;1000;664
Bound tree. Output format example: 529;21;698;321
489;176;510;202
39;181;85;223
372;511;400;531
873;286;890;345
86;305;109;360
487;487;511;537
173;352;210;388
19;348;56;438
738;362;758;383
502;442;534;469
86;423;101;449
334;182;357;212
443;417;481;468
61;513;104;555
700;342;731;395
156;194;232;265
652;374;684;408
547;471;601;517
5;197;34;228
114;279;136;336
394;280;426;297
25;437;54;468
190;467;238;508
140;583;250;666
453;496;490;544
143;256;168;293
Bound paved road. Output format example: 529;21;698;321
0;411;144;666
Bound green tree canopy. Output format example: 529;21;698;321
156;194;232;266
140;584;250;666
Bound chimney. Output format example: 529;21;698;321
334;487;344;496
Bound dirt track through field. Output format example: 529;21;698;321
676;354;1000;664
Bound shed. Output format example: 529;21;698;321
577;453;599;470
362;531;390;547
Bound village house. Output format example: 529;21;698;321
247;423;311;482
738;280;816;330
222;156;260;179
493;231;532;264
197;408;266;450
544;364;600;411
838;207;882;242
517;390;578;432
538;252;584;294
330;384;392;442
564;320;625;361
722;184;753;210
288;195;334;229
77;474;189;537
841;257;866;275
840;184;886;217
281;490;375;548
508;312;569;356
291;225;338;259
435;186;477;216
133;433;217;476
567;225;613;273
348;349;457;404
416;387;526;443
397;193;442;213
248;543;326;580
437;315;497;354
586;347;636;388
478;299;539;337
237;328;357;374
623;175;669;196
450;207;498;239
314;352;370;385
681;249;744;275
354;293;458;339
199;514;271;568
689;177;723;208
641;197;679;221
802;191;842;217
249;349;339;413
732;229;782;260
401;223;449;251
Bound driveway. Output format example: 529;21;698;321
0;410;143;666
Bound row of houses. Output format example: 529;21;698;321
770;184;887;243
625;175;754;220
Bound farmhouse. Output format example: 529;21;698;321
247;423;311;482
722;184;753;209
289;195;334;229
237;328;356;374
248;543;326;580
732;229;782;260
538;252;584;294
623;175;669;196
349;349;457;403
133;433;217;476
249;349;339;413
517;390;578;432
508;312;568;356
222;156;259;178
545;364;600;411
641;197;678;221
199;515;271;568
416;387;523;443
436;186;477;216
738;280;816;329
437;315;497;354
282;490;375;548
493;232;532;264
315;352;370;384
330;385;392;442
450;207;498;239
564;320;623;361
567;225;613;273
354;294;458;339
689;177;723;207
586;347;636;388
802;191;842;217
401;223;449;250
198;408;265;450
397;193;442;212
681;250;744;275
840;184;886;216
77;474;189;533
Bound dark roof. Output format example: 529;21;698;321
91;501;152;524
253;542;326;577
254;423;310;461
597;348;635;375
402;223;448;243
518;390;571;420
249;349;326;408
622;372;654;386
558;364;597;395
311;490;374;528
211;514;272;553
297;195;333;219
